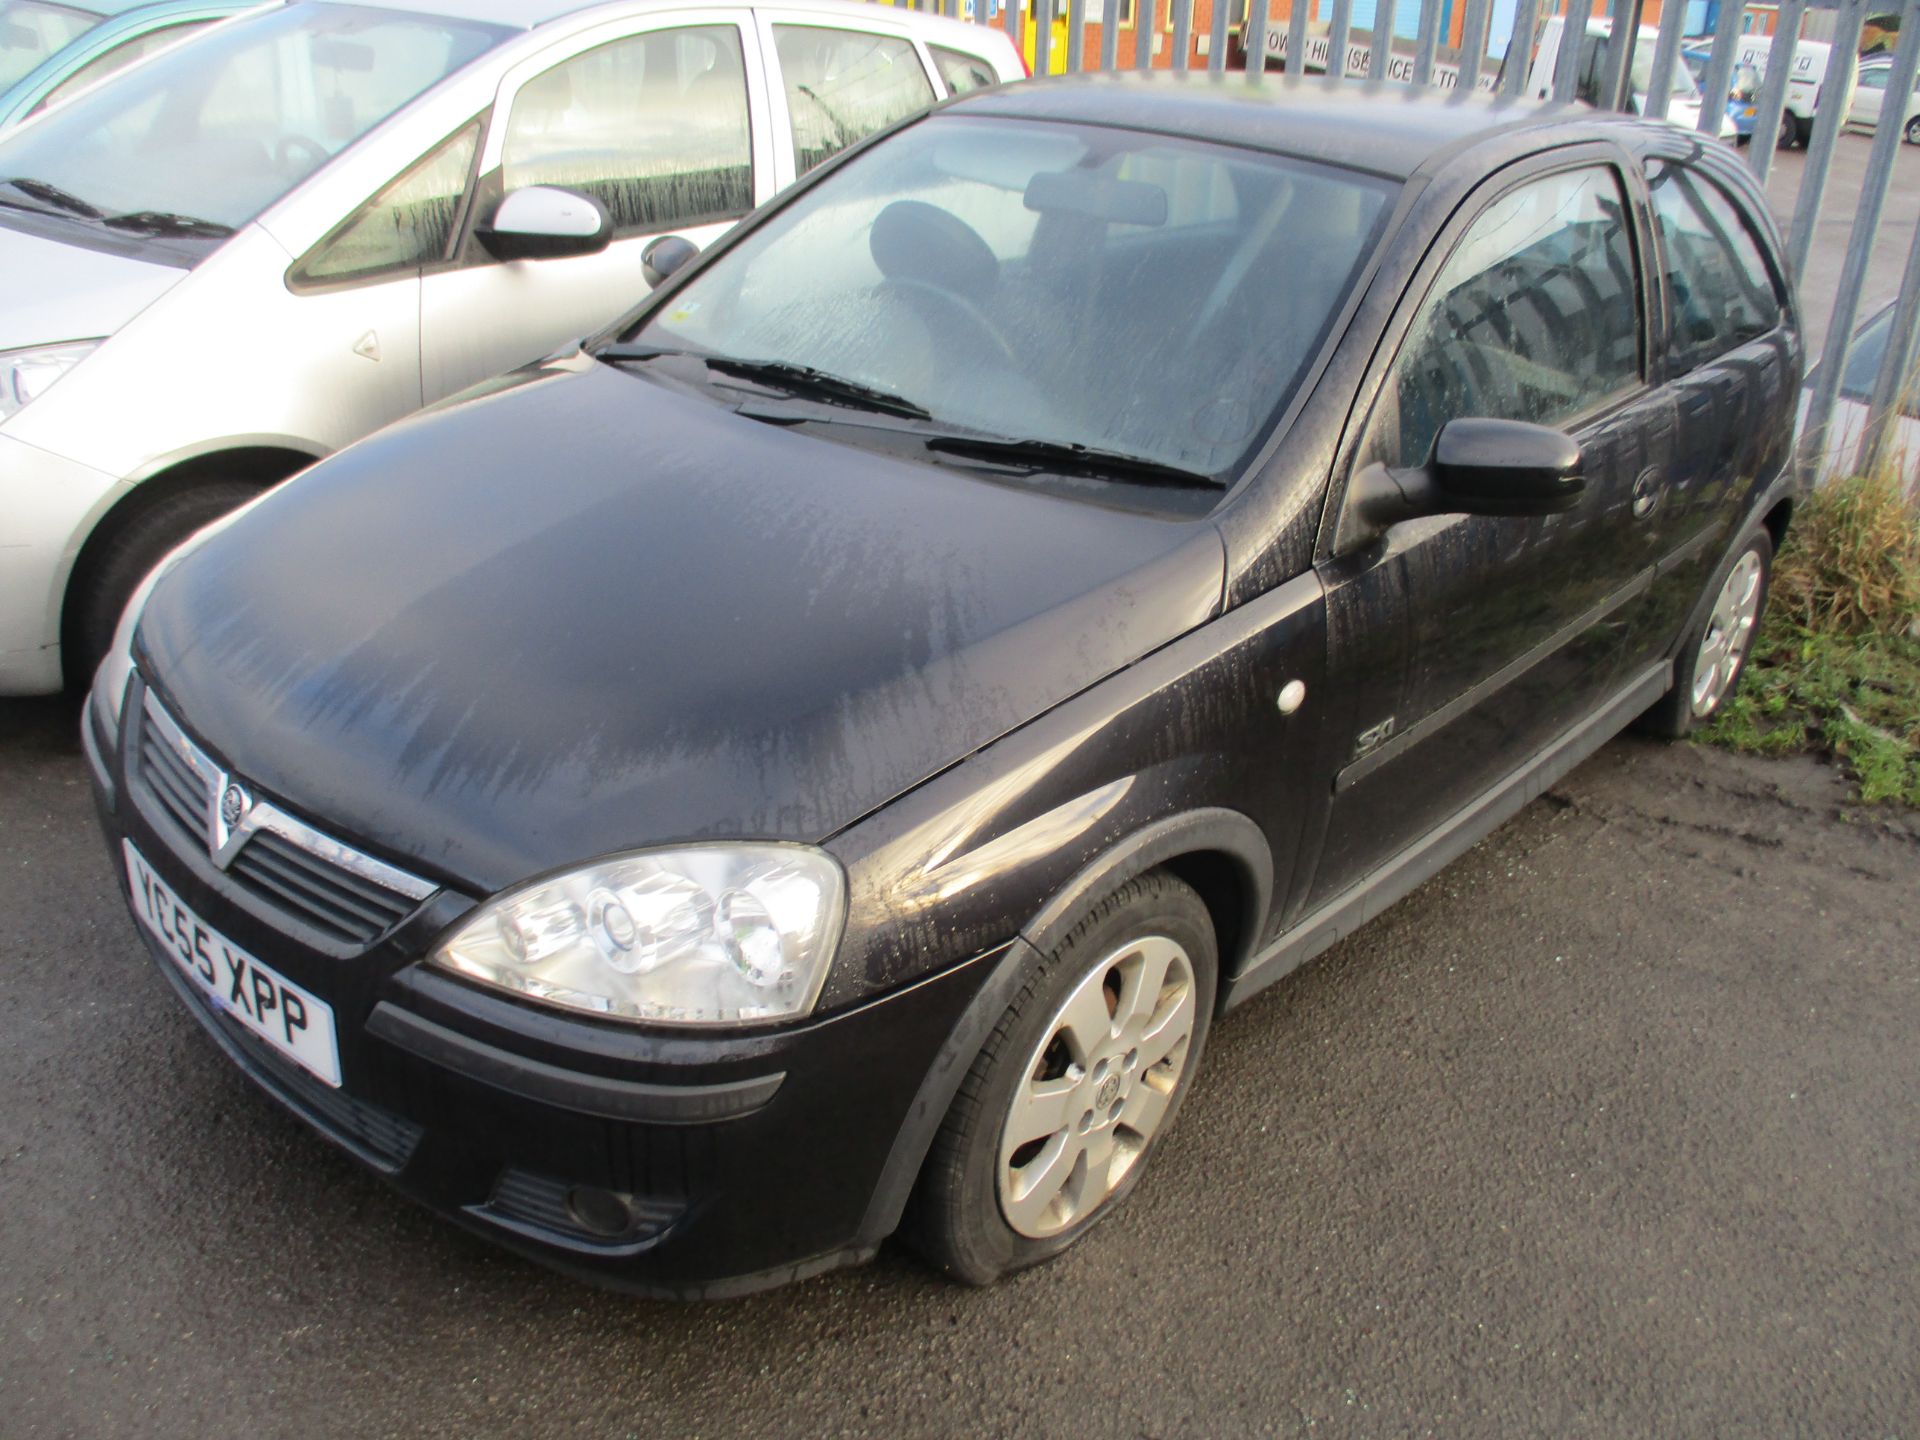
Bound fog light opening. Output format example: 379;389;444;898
565;1184;637;1238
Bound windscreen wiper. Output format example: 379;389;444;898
702;357;932;420
0;177;102;218
102;210;234;238
923;434;1224;489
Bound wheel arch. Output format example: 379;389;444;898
854;808;1274;1249
59;443;320;680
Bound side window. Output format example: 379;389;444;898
31;20;217;117
773;25;935;175
1647;161;1781;374
1858;67;1890;91
294;121;479;284
502;26;752;238
1366;166;1641;470
928;43;997;95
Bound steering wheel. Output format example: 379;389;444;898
882;276;1020;368
274;134;329;175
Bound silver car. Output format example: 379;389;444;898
0;0;1019;693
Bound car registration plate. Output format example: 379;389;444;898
124;840;342;1087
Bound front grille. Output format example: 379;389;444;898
139;706;212;847
133;688;436;949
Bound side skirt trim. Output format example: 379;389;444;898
1224;659;1671;1008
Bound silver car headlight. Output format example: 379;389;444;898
0;340;102;422
430;845;848;1027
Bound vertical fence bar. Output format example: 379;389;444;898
1207;0;1229;71
1641;0;1685;115
1696;0;1747;135
1326;0;1352;76
1787;0;1870;281
1552;0;1593;103
1004;0;1021;50
1101;0;1121;67
1067;0;1087;69
1501;0;1541;97
1250;0;1271;75
1457;0;1493;90
1171;0;1193;68
1136;0;1155;67
1412;0;1441;84
1597;0;1641;112
1284;0;1306;75
1746;0;1806;180
1862;215;1920;481
1368;9;1391;78
1035;0;1053;73
1800;6;1920;468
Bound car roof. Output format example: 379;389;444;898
332;0;995;34
946;73;1612;182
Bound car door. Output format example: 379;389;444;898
1298;154;1670;912
418;11;775;403
1629;155;1796;659
755;9;939;189
1850;65;1889;127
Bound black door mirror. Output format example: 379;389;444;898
642;234;700;288
475;186;612;261
1350;418;1584;537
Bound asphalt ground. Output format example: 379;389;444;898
4;125;1920;1440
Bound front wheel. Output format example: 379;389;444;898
908;871;1217;1285
1904;115;1920;145
1639;528;1772;739
1778;110;1801;149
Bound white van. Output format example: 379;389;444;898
1733;34;1826;147
1518;16;1737;139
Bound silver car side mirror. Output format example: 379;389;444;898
476;186;612;261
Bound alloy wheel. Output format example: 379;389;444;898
1691;549;1764;717
996;934;1197;1239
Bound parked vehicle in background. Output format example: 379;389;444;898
0;0;134;91
1847;56;1920;143
0;0;266;131
1519;16;1737;139
88;80;1801;1296
1684;48;1762;141
1799;299;1920;490
0;0;1019;696
1732;33;1825;148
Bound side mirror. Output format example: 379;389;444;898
475;186;612;261
1352;418;1584;533
642;234;700;288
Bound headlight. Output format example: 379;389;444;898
430;845;847;1027
0;340;102;422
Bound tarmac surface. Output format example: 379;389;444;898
2;699;1915;1437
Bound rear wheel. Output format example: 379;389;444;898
909;871;1217;1285
1904;115;1920;145
1778;110;1801;149
1639;528;1772;739
63;480;259;692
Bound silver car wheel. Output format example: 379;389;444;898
1691;549;1764;717
996;934;1197;1239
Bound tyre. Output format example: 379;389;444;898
63;480;259;692
1778;110;1800;149
1639;527;1772;739
909;871;1218;1285
1905;115;1920;145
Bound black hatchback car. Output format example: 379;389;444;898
86;76;1800;1296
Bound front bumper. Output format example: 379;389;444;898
88;676;1002;1297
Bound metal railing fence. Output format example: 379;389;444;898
903;0;1920;489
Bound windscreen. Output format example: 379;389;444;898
631;115;1396;480
0;1;506;230
0;0;105;90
